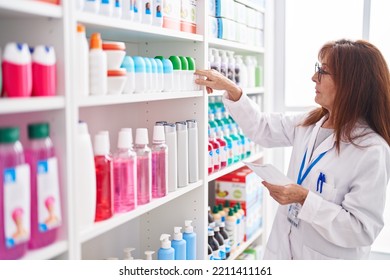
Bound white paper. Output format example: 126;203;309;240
244;162;294;185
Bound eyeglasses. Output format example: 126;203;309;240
315;62;331;82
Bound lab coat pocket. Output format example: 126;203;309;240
302;245;339;260
319;182;337;201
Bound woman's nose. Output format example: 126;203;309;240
312;72;319;83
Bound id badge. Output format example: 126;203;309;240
287;203;301;227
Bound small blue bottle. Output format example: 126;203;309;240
157;234;175;260
183;220;197;260
171;227;186;260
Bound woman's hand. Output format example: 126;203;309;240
262;181;309;206
194;69;243;101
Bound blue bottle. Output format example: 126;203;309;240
183;220;197;260
171;226;186;260
157;234;175;260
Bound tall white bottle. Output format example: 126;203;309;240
76;24;89;97
89;33;107;95
186;119;198;183
76;122;97;230
176;121;188;187
153;0;163;26
141;1;153;24
164;123;177;192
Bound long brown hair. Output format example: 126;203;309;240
303;39;390;151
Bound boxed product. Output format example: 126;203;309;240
181;0;197;33
163;0;181;30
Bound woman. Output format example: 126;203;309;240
195;39;390;259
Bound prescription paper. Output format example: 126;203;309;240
243;162;294;185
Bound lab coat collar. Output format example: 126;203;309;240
306;116;335;164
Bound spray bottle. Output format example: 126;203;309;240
157;234;175;260
171;226;186;260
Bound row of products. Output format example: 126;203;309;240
77;0;197;34
209;48;262;89
77;119;199;229
0;43;56;98
0;124;61;260
76;27;200;96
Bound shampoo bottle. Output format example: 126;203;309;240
157;234;174;260
183;220;196;260
171;226;186;260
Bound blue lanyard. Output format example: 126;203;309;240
297;149;327;185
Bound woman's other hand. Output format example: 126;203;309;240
262;181;309;206
194;69;243;101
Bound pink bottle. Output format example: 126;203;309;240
94;132;113;222
25;123;61;249
134;128;152;205
32;45;56;97
208;128;221;172
0;127;30;260
113;129;137;213
1;42;32;98
151;125;168;198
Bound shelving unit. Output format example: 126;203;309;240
0;0;270;260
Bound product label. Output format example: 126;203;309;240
208;149;213;169
37;158;61;231
4;164;30;248
155;0;162;18
213;147;220;167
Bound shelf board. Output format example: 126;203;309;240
209;38;264;54
208;151;264;182
78;91;203;107
77;11;204;43
21;240;68;260
211;87;264;96
228;228;263;260
0;96;65;114
80;180;203;243
0;0;62;18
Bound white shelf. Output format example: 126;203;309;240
0;0;62;18
208;151;264;182
228;228;263;260
77;11;204;43
0;96;65;114
78;91;203;107
80;180;204;243
209;38;264;54
211;87;264;96
21;240;68;260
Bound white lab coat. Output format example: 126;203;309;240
223;92;390;259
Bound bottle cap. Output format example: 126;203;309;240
175;121;187;131
77;23;85;33
32;45;56;65
144;251;155;260
28;122;49;139
161;58;173;74
123;248;135;260
107;69;126;76
173;226;183;240
135;128;149;145
155;121;167;126
179;56;188;70
186;57;195;71
94;132;110;155
117;130;132;149
154;58;164;73
160;234;171;249
132;56;146;73
164;123;176;134
153;125;165;143
0;127;19;143
149;58;157;73
121;56;135;73
208;227;214;236
102;41;126;51
90;33;102;50
78;121;89;134
120;128;133;145
168;56;181;70
155;55;164;61
184;220;193;233
3;42;31;64
186;119;197;129
144;57;152;73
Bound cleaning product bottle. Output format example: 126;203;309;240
183;220;196;260
157;234;174;260
171;226;186;260
151;125;168;198
176;121;188;187
186;120;198;183
121;56;135;94
132;56;146;93
113;129;137;213
0;127;30;260
134;128;151;205
144;250;155;260
25;122;61;249
94;132;113;221
31;45;56;97
76;24;89;97
76;121;96;230
164;123;177;192
89;33;107;95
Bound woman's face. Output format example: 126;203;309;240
312;59;337;112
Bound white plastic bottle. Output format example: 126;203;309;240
76;122;97;231
183;220;196;260
143;57;152;93
154;58;164;92
84;0;100;13
148;58;158;92
121;56;135;94
113;0;122;18
132;56;146;93
153;0;163;26
234;55;247;88
227;51;235;82
164;123;177;192
89;33;107;95
186;120;198;183
99;0;113;16
155;56;174;92
133;0;142;22
169;56;181;91
220;50;228;77
179;56;188;91
122;0;134;20
176;121;188;188
76;24;89;97
141;1;153;24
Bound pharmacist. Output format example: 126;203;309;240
195;39;390;259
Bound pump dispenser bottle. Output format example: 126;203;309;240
134;128;152;205
151;125;168;198
145;250;155;260
171;226;186;260
123;247;135;260
157;234;175;260
183;220;196;260
164;123;177;192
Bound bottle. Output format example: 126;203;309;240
113;0;122;18
164;123;177;192
186;120;198;183
208;206;214;225
121;56;135;94
220;50;228;77
208;143;214;174
212;205;221;225
208;227;220;260
134;128;152;205
31;45;56;97
143;57;152;93
141;1;152;25
225;208;237;252
157;234;174;260
133;0;142;22
218;203;226;222
122;0;134;20
25;122;60;249
208;128;221;172
186;56;199;91
154;58;164;92
84;0;100;13
155;57;174;92
176;122;188;187
76;24;89;97
0;127;30;260
214;127;227;168
132;56;146;93
76;121;96;230
218;221;230;259
113;130;137;213
227;51;235;82
169;56;181;91
214;226;226;260
94;132;113;221
99;0;113;16
208;244;213;260
89;33;107;95
171;226;186;260
179;56;188;91
1;42;32;98
183;220;196;260
148;58;158;92
153;0;163;27
151;125;168;198
233;206;242;246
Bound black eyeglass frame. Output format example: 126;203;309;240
315;62;332;82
